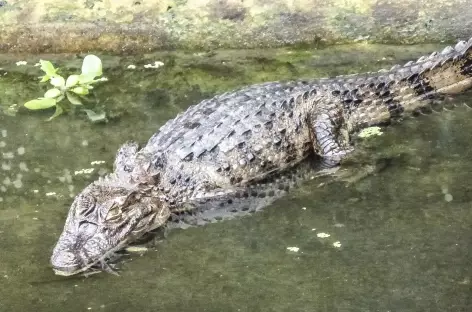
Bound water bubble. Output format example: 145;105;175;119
441;185;449;194
18;162;28;171
13;179;23;189
1;130;6;138
2;152;14;159
98;168;108;176
444;193;453;202
0;141;5;148
81;140;89;147
17;147;25;155
1;162;11;171
64;169;72;183
3;177;11;185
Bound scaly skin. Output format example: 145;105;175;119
51;37;472;276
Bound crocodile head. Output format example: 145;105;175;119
50;181;169;276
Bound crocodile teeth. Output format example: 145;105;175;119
429;51;439;58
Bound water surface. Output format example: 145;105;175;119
0;44;471;311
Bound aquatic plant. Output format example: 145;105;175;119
358;126;383;138
23;55;107;122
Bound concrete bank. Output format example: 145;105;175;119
0;0;471;53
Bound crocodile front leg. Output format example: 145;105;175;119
114;141;139;178
310;107;353;166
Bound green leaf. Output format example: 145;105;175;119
78;73;95;84
71;86;89;95
66;91;83;105
47;105;64;121
50;76;65;88
39;60;57;76
66;75;80;88
39;75;51;82
81;55;102;78
83;109;107;123
44;88;62;98
24;98;57;110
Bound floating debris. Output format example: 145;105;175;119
333;241;342;248
125;246;149;253
127;64;136;69
444;193;453;202
90;160;106;165
301;207;306;210
286;246;300;252
317;232;330;238
144;61;164;69
45;192;57;197
74;168;95;175
16;61;27;66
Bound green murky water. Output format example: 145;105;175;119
0;44;471;311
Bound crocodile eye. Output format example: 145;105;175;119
105;205;122;222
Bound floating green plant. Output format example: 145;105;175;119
358;126;383;138
24;55;107;122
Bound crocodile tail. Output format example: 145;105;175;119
382;37;472;119
342;37;472;129
408;37;472;96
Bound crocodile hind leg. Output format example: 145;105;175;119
310;109;353;167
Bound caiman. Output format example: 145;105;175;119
51;37;472;276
